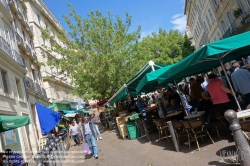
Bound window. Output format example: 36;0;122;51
55;89;60;98
32;69;36;82
37;14;41;26
217;32;221;39
211;0;219;10
13;19;18;31
22;30;26;41
45;23;48;28
30;40;34;49
15;78;24;100
246;0;250;8
203;21;208;32
221;20;227;33
1;70;9;94
206;15;211;27
208;9;214;22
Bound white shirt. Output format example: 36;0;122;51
83;122;91;135
69;125;79;135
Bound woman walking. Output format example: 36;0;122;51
91;113;102;140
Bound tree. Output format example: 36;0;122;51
42;5;141;99
135;29;195;65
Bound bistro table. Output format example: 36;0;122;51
237;109;250;119
184;111;205;120
166;111;182;118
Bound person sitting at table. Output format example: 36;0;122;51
197;92;213;122
166;88;181;106
136;96;146;113
166;99;184;120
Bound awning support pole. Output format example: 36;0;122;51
219;59;242;111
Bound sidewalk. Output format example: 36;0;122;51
61;130;237;166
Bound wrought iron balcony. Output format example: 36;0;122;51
12;50;25;67
41;88;48;98
25;44;31;55
25;76;35;90
34;83;42;94
0;36;25;67
17;9;24;21
0;36;12;56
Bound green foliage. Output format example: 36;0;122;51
42;5;194;100
135;29;195;65
42;5;141;99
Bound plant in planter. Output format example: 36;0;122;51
234;8;242;18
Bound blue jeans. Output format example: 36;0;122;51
93;124;101;137
85;134;98;156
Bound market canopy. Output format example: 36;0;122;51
136;64;176;94
108;60;166;105
158;31;250;84
36;103;62;134
0;115;30;133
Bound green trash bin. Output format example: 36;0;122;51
126;121;141;139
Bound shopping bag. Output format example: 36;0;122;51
83;143;92;155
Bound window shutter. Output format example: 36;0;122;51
1;70;9;93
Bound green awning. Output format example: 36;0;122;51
158;31;250;84
0;115;30;132
108;60;167;104
136;64;175;94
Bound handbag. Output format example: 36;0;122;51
83;142;92;155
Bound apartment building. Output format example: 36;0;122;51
185;26;195;46
0;0;38;160
185;0;250;49
24;0;81;106
8;0;51;150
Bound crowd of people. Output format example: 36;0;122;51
68;113;102;159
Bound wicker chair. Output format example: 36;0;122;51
181;120;214;151
153;120;169;142
172;121;189;147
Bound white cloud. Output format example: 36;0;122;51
170;14;187;32
140;31;152;39
172;14;182;19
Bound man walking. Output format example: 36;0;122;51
69;121;81;146
82;115;98;159
231;62;250;105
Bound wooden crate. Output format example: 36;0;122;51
117;123;128;139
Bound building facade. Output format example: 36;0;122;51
8;0;51;151
185;0;250;49
24;0;82;115
0;0;38;160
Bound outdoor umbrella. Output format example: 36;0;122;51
157;31;250;110
36;103;62;134
0;115;30;132
108;60;166;105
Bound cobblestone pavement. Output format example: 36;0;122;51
59;129;238;166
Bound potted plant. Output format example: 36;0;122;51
234;8;242;18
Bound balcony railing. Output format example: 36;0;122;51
0;36;25;67
0;36;12;56
25;44;31;55
25;76;35;90
17;9;24;20
12;50;25;67
8;0;17;13
25;21;30;31
41;88;47;98
34;83;42;94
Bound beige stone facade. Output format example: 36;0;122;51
24;0;81;106
185;0;250;49
0;0;38;160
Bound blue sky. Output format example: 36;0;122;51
43;0;186;37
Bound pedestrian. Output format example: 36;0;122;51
231;62;250;105
68;121;81;146
82;115;98;159
91;113;102;140
5;149;25;166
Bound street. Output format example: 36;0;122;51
62;129;238;166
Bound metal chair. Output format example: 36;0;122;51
153;120;169;142
181;120;214;151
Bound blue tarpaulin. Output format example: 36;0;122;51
35;103;62;134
